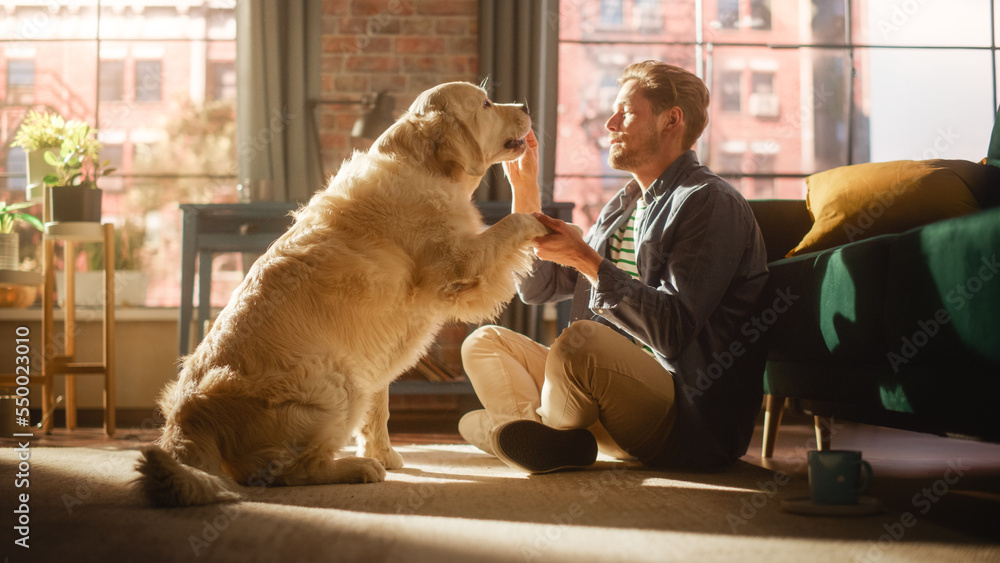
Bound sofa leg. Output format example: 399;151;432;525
761;394;785;458
814;416;832;451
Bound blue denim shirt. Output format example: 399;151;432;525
519;150;769;468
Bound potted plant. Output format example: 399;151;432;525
0;201;43;270
42;120;115;223
9;110;67;202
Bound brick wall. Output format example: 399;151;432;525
319;1;480;400
317;0;479;172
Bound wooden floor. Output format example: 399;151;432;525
13;417;1000;542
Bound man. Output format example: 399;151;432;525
460;60;769;472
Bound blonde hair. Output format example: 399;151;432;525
618;61;710;149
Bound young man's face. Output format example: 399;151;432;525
604;79;661;174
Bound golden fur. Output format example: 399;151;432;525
136;82;547;506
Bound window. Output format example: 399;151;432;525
715;0;772;30
208;61;236;101
719;70;742;112
5;148;26;191
600;0;624;26
717;0;739;29
5;60;35;105
135;60;163;102
748;71;778;118
0;2;237;307
749;0;772;30
633;0;663;32
100;59;125;101
555;0;999;229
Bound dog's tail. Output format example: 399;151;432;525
135;445;243;507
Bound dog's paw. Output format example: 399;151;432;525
371;446;405;471
337;456;387;483
513;212;550;239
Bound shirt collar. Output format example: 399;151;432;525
646;150;699;200
623;150;700;206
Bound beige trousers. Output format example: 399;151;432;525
461;320;677;461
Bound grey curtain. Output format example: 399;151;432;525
478;0;560;204
479;0;561;339
236;0;322;203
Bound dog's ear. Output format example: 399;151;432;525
428;113;488;179
374;118;436;166
376;105;488;179
408;88;448;118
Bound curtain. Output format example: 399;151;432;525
236;0;322;204
478;0;560;204
479;0;562;340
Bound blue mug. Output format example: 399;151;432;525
808;450;873;505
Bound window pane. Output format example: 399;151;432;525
853;0;993;47
860;48;995;163
560;0;696;42
706;46;852;178
2;42;100;120
97;41;237;176
0;5;237;308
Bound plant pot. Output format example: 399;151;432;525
0;232;19;270
0;285;38;308
26;148;58;202
48;184;103;223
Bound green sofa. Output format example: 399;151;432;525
749;112;1000;456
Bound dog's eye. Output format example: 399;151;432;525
483;99;492;108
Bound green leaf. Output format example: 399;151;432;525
44;151;60;165
4;201;37;211
14;213;44;231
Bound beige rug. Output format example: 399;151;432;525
1;443;996;562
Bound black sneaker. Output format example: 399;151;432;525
491;420;598;474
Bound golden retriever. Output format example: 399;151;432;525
136;82;547;506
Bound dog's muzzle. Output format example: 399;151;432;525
505;137;527;150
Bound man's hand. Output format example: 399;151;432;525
531;213;602;284
503;129;542;214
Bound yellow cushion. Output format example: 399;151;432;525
787;160;983;257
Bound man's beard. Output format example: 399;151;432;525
607;123;659;172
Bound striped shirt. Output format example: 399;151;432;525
609;198;645;278
608;198;655;357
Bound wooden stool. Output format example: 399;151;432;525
41;222;116;436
